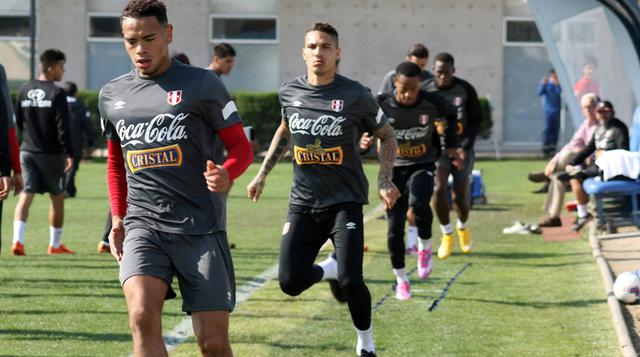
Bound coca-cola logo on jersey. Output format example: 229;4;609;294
288;113;346;137
21;89;52;108
394;127;429;141
116;113;188;147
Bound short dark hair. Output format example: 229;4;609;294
407;44;429;59
305;22;339;47
171;52;190;65
40;49;65;70
584;55;598;67
63;81;77;96
395;61;422;79
213;43;236;59
549;68;556;74
434;52;455;66
122;0;167;25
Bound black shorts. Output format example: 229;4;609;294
21;151;66;194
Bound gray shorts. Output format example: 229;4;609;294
120;227;236;313
21;151;66;194
436;148;475;184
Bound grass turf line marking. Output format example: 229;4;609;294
157;204;385;354
428;263;471;312
371;267;417;311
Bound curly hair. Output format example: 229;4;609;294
121;0;167;25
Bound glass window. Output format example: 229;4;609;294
211;43;279;92
89;16;121;38
87;42;132;90
0;15;30;37
212;17;277;41
505;20;543;43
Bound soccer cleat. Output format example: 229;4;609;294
395;281;411;300
457;227;472;254
322;252;347;303
538;216;561;227
405;244;418;256
417;248;433;279
437;233;454;259
47;243;76;255
358;350;377;357
97;241;110;253
572;213;593;232
11;242;26;256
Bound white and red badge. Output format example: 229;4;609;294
453;96;463;106
167;90;183;106
331;99;344;112
419;114;429;125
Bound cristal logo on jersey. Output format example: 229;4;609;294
331;99;344;112
397;143;427;158
453;96;463;106
419;114;429;125
167;90;183;106
127;144;183;173
294;139;343;165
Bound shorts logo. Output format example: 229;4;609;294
282;222;290;235
331;99;344;112
419;114;429;125
397;143;427;158
346;222;356;230
126;144;183;173
294;139;343;166
453;96;463;106
167;90;183;106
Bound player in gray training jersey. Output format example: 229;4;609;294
422;52;483;260
378;43;433;95
247;23;399;357
101;1;253;356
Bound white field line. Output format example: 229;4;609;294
153;203;386;354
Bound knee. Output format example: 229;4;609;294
198;335;229;356
279;275;304;297
128;307;160;336
337;273;364;295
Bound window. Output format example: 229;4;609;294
87;13;132;89
210;15;277;43
89;15;121;38
0;15;30;38
504;18;543;46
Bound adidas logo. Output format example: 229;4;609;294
346;222;356;230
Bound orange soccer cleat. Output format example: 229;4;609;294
11;242;26;256
97;241;110;253
47;243;76;255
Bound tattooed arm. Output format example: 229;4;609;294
247;119;291;202
374;122;400;209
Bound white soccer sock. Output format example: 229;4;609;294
318;255;338;280
577;205;588;218
49;226;63;248
418;238;432;251
440;223;453;235
393;268;408;284
13;221;26;244
355;326;375;355
457;219;467;229
406;225;418;248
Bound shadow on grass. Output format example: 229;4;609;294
0;328;130;342
470;251;590;260
449;296;604;309
0;277;119;289
232;312;332;321
0;292;123;299
472;204;523;212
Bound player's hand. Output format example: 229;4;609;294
247;174;266;203
379;181;400;209
109;216;125;263
359;132;374;151
64;157;74;173
448;148;464;170
0;176;10;200
203;160;231;193
10;173;23;195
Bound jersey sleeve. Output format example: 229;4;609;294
200;71;242;131
54;89;74;156
359;88;388;133
431;93;458;149
460;81;482;151
99;88;118;141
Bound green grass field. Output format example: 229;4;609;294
0;159;620;356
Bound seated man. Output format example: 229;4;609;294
537;93;599;227
564;100;629;231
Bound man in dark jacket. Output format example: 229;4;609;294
62;82;95;198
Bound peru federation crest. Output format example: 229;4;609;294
167;90;183;106
331;99;344;112
453;96;463;106
419;114;429;125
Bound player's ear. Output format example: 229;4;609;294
336;47;341;61
165;24;173;44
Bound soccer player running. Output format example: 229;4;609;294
247;23;399;357
422;52;482;259
101;1;252;356
12;49;75;256
376;61;457;300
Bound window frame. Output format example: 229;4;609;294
209;14;279;44
503;16;545;47
87;12;122;43
0;12;31;40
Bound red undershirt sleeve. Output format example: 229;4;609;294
107;139;127;217
8;127;20;174
218;123;253;180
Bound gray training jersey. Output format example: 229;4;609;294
280;75;387;209
100;60;241;234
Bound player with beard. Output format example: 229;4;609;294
100;1;253;355
247;23;399;357
422;52;482;259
